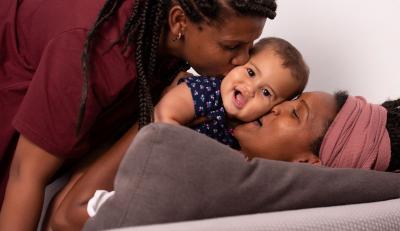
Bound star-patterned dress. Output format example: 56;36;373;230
179;76;240;149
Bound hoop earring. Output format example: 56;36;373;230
173;32;182;42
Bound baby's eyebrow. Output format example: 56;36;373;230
249;61;261;74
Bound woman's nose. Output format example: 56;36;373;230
271;101;290;115
271;105;280;115
231;49;250;66
271;101;294;115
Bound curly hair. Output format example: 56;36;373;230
381;98;400;171
78;0;278;133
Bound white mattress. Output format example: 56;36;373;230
111;198;400;231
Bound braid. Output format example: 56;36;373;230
382;98;400;171
78;0;121;134
177;0;220;22
78;0;172;132
78;0;277;133
229;0;277;19
178;0;276;24
134;0;151;127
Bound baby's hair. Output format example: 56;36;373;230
381;98;400;171
310;91;349;156
78;0;277;134
251;37;309;98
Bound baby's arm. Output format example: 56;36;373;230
154;82;195;126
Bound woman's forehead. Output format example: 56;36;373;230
300;92;337;119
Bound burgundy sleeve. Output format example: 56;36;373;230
12;30;123;158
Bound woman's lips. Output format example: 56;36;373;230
255;118;262;126
233;89;247;109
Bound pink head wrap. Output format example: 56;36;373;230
319;96;391;171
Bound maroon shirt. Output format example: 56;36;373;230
0;0;177;205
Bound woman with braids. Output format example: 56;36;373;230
0;0;277;229
234;91;400;172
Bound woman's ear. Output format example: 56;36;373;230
168;5;187;39
294;152;321;165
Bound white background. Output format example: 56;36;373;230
263;0;400;103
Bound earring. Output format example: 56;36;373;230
173;32;183;42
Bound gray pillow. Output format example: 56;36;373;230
84;123;400;230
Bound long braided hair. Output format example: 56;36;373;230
78;0;277;133
382;98;400;171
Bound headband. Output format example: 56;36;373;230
319;96;391;171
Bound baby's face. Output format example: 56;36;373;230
220;48;300;122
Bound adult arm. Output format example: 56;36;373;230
48;123;139;231
0;136;63;231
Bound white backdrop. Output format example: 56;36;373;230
262;0;400;103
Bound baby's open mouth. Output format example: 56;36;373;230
233;88;246;108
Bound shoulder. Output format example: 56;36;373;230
181;76;221;89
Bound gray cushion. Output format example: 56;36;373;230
110;198;400;231
84;123;400;230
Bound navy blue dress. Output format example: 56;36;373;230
179;76;240;149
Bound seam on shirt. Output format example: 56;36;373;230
13;117;70;157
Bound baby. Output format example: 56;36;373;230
155;37;309;149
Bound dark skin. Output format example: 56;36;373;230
234;91;338;163
41;5;266;231
45;123;139;231
0;136;63;231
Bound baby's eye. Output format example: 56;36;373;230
262;88;271;97
246;68;255;77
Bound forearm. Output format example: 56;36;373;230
0;135;62;231
50;123;139;230
0;177;46;231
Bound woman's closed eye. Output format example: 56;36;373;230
246;67;255;77
292;108;300;119
222;44;241;51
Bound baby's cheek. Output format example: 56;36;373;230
241;108;267;122
254;102;274;117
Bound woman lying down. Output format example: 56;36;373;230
235;91;399;172
45;90;400;230
85;90;399;215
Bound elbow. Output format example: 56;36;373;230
49;202;87;231
49;210;70;231
154;111;179;125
